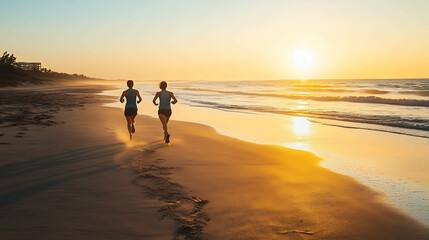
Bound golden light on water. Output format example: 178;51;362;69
287;116;311;150
296;101;308;109
291;116;310;135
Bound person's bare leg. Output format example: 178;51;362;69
164;115;171;142
126;116;132;138
158;114;168;137
130;115;136;133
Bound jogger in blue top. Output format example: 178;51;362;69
152;81;178;143
120;80;142;139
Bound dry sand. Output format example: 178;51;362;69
0;84;428;239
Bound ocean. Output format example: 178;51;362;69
102;78;429;225
171;79;429;138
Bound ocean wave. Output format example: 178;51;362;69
376;80;429;90
180;87;429;107
316;95;429;107
188;100;429;133
292;84;333;88
399;90;429;97
362;89;390;94
290;87;350;93
290;88;390;94
308;120;429;139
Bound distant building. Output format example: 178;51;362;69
17;62;41;71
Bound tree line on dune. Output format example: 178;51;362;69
0;51;93;87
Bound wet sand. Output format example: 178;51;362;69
0;84;428;239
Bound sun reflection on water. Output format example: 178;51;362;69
291;116;310;135
296;101;307;110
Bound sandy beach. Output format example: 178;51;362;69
1;84;428;240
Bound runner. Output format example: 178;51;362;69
120;80;142;139
152;81;178;143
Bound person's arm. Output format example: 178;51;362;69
135;90;142;104
152;92;160;106
119;91;126;103
170;92;178;105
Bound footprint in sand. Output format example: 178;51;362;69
131;150;210;240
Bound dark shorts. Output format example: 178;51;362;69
124;108;137;117
158;109;172;118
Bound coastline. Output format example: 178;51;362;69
1;83;428;239
101;82;429;225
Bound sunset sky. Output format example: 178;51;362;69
1;0;429;80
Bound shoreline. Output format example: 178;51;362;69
1;83;428;239
116;106;429;228
121;110;429;239
101;83;429;226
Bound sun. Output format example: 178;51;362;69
293;50;314;71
